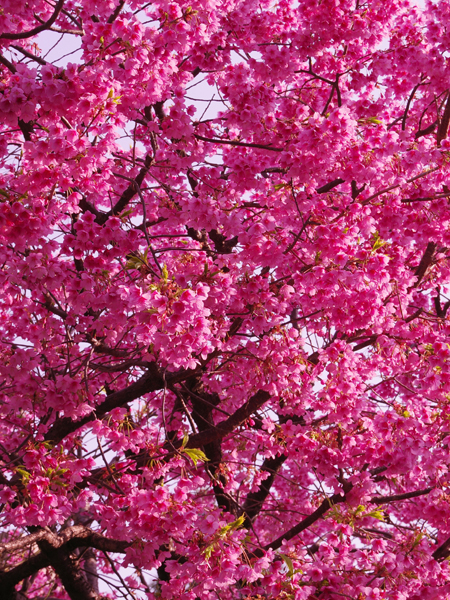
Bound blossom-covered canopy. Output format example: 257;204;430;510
2;0;450;599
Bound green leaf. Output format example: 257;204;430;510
16;467;30;483
161;264;169;281
217;515;245;537
230;514;245;530
218;524;231;536
125;254;143;270
204;544;215;561
125;251;149;271
119;207;134;220
366;510;385;521
55;468;69;477
371;232;387;252
280;554;294;577
181;447;209;467
358;117;382;126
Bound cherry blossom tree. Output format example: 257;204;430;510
3;0;450;598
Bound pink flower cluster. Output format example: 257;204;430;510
2;0;450;599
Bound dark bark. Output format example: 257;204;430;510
250;490;349;557
18;120;34;142
413;242;436;287
44;363;165;443
0;526;129;600
176;390;271;451
107;0;125;23
433;535;450;561
0;0;65;40
371;487;434;504
194;134;283;152
316;178;345;194
185;379;233;513
37;545;99;600
437;92;450;146
208;229;238;254
97;154;153;225
415;120;437;139
243;454;287;527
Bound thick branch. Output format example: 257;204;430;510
107;0;125;23
0;530;48;554
243;453;287;526
181;390;270;451
185;381;232;512
413;242;436;288
0;54;16;73
255;491;348;556
97;155;153;225
38;527;129;600
45;363;164;443
371;487;434;504
0;550;51;593
130;390;271;476
437;92;450;146
433;535;450;561
415;120;437;140
0;526;130;597
208;229;238;254
316;178;345;194
18;120;34;142
0;0;65;40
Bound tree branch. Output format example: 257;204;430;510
107;1;125;23
98;154;153;225
437;92;450;146
0;54;16;73
185;380;233;512
194;134;283;152
1;526;130;600
44;363;164;443
433;535;450;561
254;490;348;557
316;178;345;194
130;390;271;474
181;390;270;451
413;242;436;288
371;487;434;505
0;0;65;40
243;453;287;526
11;45;47;66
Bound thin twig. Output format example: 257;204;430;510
194;134;283;152
97;438;125;494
